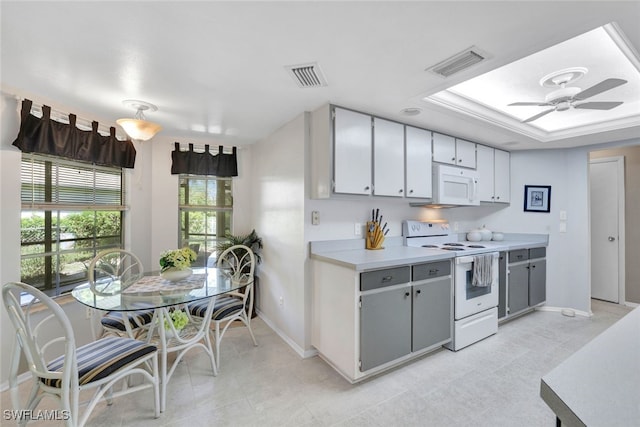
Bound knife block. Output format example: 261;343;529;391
365;221;385;250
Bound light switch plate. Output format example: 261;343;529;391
559;221;567;233
311;210;320;225
559;210;567;221
355;223;362;236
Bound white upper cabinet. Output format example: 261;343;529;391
333;107;372;195
432;133;456;165
405;126;432;198
476;144;510;203
493;148;510;202
455;139;476;169
433;133;476;168
373;118;405;197
476;145;495;202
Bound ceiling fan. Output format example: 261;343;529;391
508;69;628;123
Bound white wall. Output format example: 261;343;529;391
250;113;307;352
0;94;22;386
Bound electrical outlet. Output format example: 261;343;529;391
279;296;284;306
311;210;320;225
85;307;92;319
355;223;362;236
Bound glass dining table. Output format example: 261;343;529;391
71;267;250;412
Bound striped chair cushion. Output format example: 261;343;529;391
43;337;157;388
189;296;244;320
101;310;154;332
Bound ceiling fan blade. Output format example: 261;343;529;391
574;101;623;110
573;78;627;101
508;102;553;107
522;108;555;123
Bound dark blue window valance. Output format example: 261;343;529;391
12;99;136;168
171;142;238;177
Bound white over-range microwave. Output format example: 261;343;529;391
431;164;480;206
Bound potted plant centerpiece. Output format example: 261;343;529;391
163;308;189;338
159;247;197;282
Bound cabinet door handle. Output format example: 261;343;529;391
399;189;403;194
532;265;536;269
416;289;421;295
451;157;456;162
382;276;392;282
409;189;414;194
404;292;411;298
496;196;500;200
364;186;370;191
458;159;462;163
429;269;439;275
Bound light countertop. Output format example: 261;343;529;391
540;306;640;426
310;234;548;271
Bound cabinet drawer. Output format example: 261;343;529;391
361;266;410;291
412;261;451;281
509;249;529;263
529;247;546;259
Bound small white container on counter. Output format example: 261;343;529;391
467;230;482;242
492;232;504;241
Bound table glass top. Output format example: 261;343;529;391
72;267;250;311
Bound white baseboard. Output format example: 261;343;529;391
0;371;32;393
624;301;639;308
256;310;318;359
535;306;593;317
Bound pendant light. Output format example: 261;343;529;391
116;100;162;141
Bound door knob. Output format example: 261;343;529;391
608;236;616;242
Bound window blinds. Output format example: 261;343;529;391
21;154;125;210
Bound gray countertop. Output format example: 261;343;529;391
540;306;640;427
310;234;548;271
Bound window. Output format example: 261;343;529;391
179;175;233;268
20;154;125;295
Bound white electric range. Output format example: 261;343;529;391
403;220;500;351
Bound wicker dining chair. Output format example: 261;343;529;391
2;282;160;427
188;244;258;371
88;248;154;339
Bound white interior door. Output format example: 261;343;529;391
589;157;624;303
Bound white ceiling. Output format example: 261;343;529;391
2;1;640;151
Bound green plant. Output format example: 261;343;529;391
216;229;263;263
159;247;197;272
164;309;189;331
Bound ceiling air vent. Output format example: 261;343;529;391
285;62;328;88
427;46;489;78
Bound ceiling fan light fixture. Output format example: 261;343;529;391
540;67;588;88
116;100;162;141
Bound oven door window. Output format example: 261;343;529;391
465;269;491;300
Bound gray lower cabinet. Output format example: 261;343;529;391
359;261;452;372
506;248;546;318
529;259;546;306
360;286;412;371
412;277;451;352
508;263;530;315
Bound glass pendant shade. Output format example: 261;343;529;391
116;100;162;141
116;118;162;141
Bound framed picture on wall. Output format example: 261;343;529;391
524;185;551;213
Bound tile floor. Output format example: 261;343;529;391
1;299;633;426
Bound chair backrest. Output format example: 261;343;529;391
2;282;78;394
216;244;256;282
88;249;144;296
